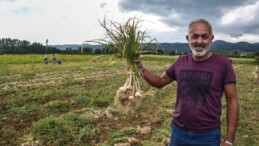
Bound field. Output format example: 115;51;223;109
0;54;258;146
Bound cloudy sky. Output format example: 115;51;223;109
0;0;259;45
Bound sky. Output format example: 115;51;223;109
0;0;259;45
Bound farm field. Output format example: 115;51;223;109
0;54;258;146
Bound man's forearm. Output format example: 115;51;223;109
142;69;166;88
225;99;239;142
135;60;173;88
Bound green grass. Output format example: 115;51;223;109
30;112;98;145
0;54;258;145
0;54;108;64
6;104;37;116
32;116;74;145
231;57;259;65
74;95;91;106
44;100;70;112
108;127;138;144
151;128;171;142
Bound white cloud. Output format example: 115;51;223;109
1;0;174;44
220;2;259;26
0;0;123;44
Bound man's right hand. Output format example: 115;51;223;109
134;59;145;75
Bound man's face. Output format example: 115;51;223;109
186;22;214;57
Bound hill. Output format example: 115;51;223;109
52;44;103;50
53;40;259;53
159;40;259;52
210;40;259;52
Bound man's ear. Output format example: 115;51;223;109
186;35;189;41
211;35;214;41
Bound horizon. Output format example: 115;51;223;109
50;39;259;46
1;37;259;46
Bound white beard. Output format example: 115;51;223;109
189;44;211;57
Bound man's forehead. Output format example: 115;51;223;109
189;23;211;34
189;30;210;35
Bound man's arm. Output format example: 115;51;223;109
142;69;173;88
135;60;173;88
222;83;239;145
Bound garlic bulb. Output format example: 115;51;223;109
135;92;142;97
119;87;127;92
129;96;135;100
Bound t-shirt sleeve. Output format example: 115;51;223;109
223;59;236;84
165;57;179;80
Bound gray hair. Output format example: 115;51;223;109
188;18;213;34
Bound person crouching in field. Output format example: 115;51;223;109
57;59;63;64
43;55;48;64
136;18;239;146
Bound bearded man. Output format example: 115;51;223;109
136;18;239;146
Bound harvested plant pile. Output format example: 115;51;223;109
86;16;158;108
115;72;142;107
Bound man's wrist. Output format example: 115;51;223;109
224;140;234;146
141;68;146;76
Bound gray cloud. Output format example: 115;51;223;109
230;32;243;38
118;0;259;40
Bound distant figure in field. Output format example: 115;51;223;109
52;54;56;64
91;59;97;63
43;55;48;64
58;59;63;64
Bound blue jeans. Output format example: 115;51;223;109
169;123;220;146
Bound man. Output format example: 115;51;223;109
52;54;56;64
136;18;239;146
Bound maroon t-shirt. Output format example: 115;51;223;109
166;54;236;132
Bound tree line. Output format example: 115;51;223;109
0;38;167;55
0;38;62;54
0;38;121;55
2;38;257;59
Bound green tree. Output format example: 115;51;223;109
78;47;93;54
94;49;102;54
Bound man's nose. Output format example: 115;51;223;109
197;37;203;43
